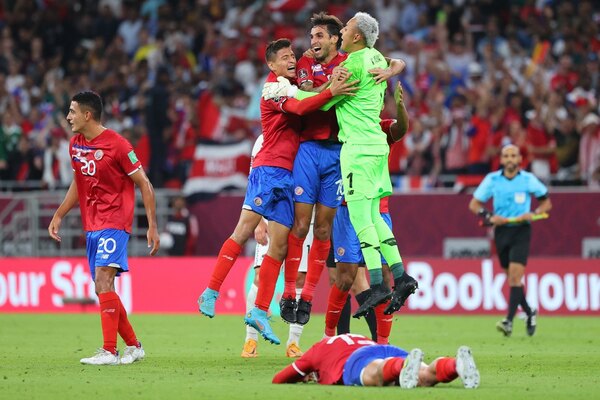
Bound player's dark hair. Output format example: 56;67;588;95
265;38;292;62
311;12;344;49
72;91;103;121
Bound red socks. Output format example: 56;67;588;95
325;284;350;336
300;238;330;302
374;301;393;344
255;255;283;311
382;357;404;384
435;357;458;382
283;234;304;299
98;292;120;354
208;238;242;291
118;299;138;347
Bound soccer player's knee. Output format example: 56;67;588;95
312;224;331;241
292;217;311;238
337;274;354;291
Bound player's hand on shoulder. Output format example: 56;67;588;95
331;66;349;81
262;76;298;100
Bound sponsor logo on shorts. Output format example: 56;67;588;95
254;197;263;206
94;149;104;160
337;247;345;256
295;186;304;196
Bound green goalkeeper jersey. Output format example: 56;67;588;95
324;47;388;146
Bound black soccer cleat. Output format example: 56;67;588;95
384;273;418;315
496;319;513;337
526;309;537;336
353;284;392;319
295;298;312;325
279;296;297;324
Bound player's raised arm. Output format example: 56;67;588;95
130;168;160;255
48;180;79;242
388;82;409;142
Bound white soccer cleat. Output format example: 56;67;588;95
456;346;480;389
399;348;423;389
120;344;145;365
80;348;119;365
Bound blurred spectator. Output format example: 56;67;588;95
162;195;199;256
145;66;171;187
579;113;600;188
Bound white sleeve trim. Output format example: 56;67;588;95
291;362;306;377
127;166;142;176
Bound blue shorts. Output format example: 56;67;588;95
293;141;343;208
333;206;392;264
243;166;294;228
86;229;130;280
343;345;409;386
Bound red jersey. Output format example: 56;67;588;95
279;334;376;385
70;129;142;233
256;72;334;171
296;53;348;142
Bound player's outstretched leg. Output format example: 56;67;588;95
244;307;281;345
198;288;219;318
456;346;480;389
399;348;424;389
384;273;418;315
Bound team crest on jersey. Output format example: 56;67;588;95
94;149;104;160
254;197;263;206
295;186;304;196
337;247;345;256
298;69;308;80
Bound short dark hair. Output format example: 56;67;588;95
311;12;343;49
265;38;292;62
72;91;103;121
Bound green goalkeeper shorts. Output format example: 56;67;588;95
340;143;392;202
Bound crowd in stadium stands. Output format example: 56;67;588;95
0;0;598;191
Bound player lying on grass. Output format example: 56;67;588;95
272;333;480;389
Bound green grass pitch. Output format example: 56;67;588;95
1;313;598;399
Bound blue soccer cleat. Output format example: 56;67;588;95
244;307;281;345
198;288;219;318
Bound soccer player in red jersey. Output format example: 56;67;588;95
197;38;357;345
272;333;480;389
280;12;407;327
48;91;160;365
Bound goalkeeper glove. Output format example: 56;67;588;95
261;76;298;100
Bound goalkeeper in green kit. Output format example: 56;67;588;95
325;12;418;317
264;11;419;317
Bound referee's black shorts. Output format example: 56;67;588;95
494;224;532;269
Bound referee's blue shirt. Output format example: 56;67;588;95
473;170;548;218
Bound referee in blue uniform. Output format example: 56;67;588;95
469;144;552;337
